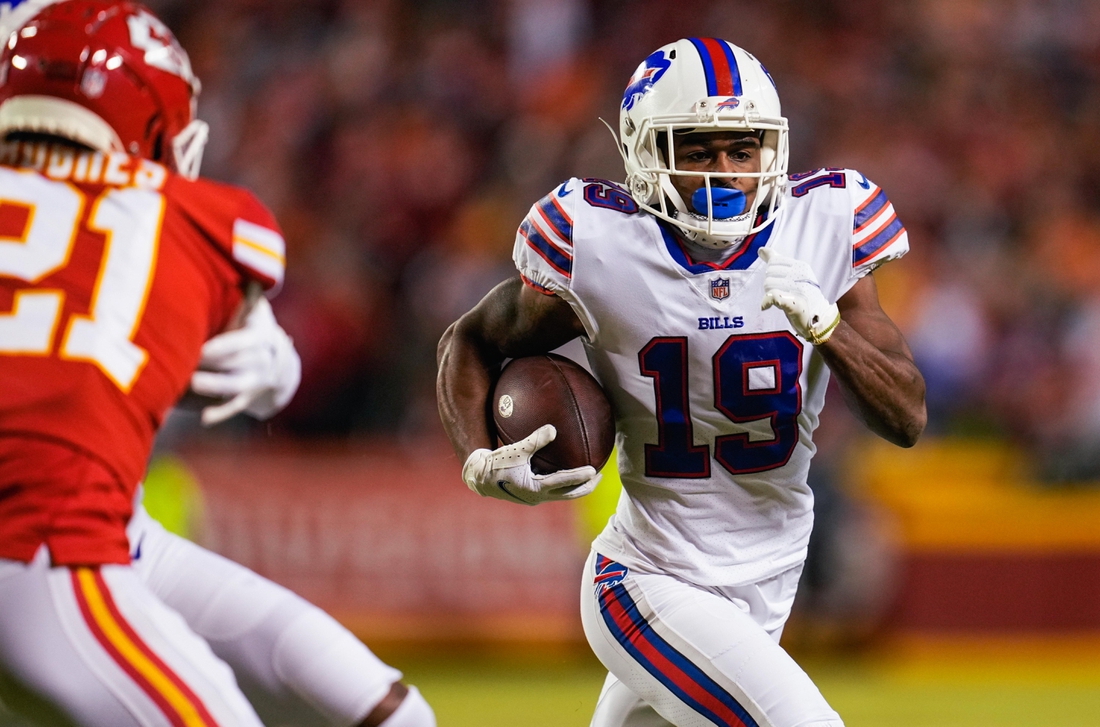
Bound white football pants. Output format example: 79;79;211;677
0;503;416;727
126;504;406;727
0;547;266;727
580;551;843;727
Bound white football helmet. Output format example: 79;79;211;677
618;38;789;248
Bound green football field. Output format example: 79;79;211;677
2;646;1097;725
396;649;1100;727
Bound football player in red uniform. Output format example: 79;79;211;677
0;2;434;726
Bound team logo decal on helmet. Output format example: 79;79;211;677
622;49;671;111
126;9;195;83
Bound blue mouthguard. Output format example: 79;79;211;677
691;187;746;219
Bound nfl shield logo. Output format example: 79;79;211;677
710;277;730;300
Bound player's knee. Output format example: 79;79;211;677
271;606;403;723
373;685;434;727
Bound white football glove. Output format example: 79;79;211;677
462;424;601;506
759;247;841;345
190;297;301;426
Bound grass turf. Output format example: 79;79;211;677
2;646;1096;725
395;651;1100;727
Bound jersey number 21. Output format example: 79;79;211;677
0;168;161;392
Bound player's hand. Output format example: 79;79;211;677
190;297;301;426
462;424;601;506
759;247;841;345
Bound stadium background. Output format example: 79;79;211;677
12;0;1100;724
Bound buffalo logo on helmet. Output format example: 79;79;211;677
716;97;740;112
710;277;730;300
622;49;671;111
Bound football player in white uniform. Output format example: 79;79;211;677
437;37;926;727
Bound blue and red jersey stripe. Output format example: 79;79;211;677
535;194;574;243
596;561;758;727
520;218;572;278
520;273;555;296
852;187;888;234
853;213;905;266
688;38;743;97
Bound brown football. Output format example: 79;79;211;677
492;353;615;475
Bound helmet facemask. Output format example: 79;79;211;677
626;107;788;249
171;117;208;180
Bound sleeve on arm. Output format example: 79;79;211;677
178;178;286;292
228;194;286;292
511;179;598;338
849;172;909;280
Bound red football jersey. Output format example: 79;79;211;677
0;141;286;565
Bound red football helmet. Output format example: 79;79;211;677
0;0;208;177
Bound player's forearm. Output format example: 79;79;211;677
436;320;501;460
816;322;927;447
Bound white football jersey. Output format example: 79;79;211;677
513;168;908;587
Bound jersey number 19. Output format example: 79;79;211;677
640;332;803;477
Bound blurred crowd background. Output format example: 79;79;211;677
148;0;1100;483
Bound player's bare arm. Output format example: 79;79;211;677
817;274;927;447
438;278;599;506
436;277;584;460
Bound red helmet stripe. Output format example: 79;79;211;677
700;38;734;96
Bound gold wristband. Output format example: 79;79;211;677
808;312;841;346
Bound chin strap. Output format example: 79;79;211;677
599;116;629;166
172;119;209;180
